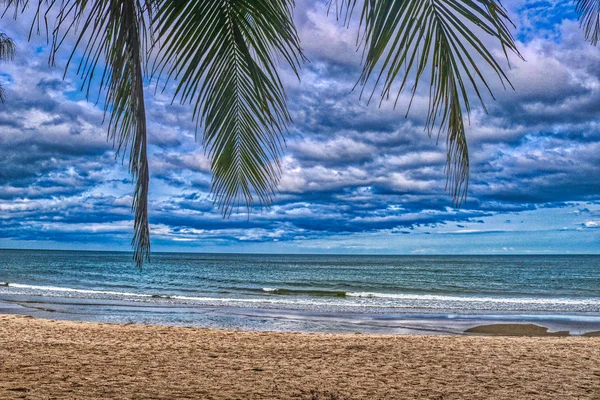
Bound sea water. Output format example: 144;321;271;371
0;250;598;334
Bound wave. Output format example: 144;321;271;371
261;288;347;297
7;283;161;299
258;287;600;306
0;283;326;306
346;292;600;306
2;283;599;310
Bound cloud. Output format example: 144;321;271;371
0;1;598;254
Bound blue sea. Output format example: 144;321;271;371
0;250;599;335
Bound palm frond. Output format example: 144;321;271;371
5;0;153;267
335;0;521;205
576;0;600;45
152;0;304;217
0;31;15;104
0;32;15;62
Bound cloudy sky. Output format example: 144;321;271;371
0;0;599;255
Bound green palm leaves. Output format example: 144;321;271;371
0;32;15;102
3;0;304;267
67;0;152;267
336;0;521;204
6;0;153;266
152;0;303;217
576;0;600;45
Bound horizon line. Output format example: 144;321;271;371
0;248;598;257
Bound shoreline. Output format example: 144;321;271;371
1;314;599;399
2;294;600;336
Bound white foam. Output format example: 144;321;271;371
346;292;600;306
2;283;329;306
8;283;152;298
3;283;599;310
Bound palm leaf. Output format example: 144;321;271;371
0;32;15;61
152;0;304;217
334;0;521;205
5;0;153;267
0;31;15;103
576;0;600;45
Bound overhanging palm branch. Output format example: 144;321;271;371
4;0;303;267
4;0;153;267
333;0;521;204
576;0;600;45
0;32;15;102
151;0;304;217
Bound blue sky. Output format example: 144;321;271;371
0;0;599;254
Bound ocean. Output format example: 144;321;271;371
1;249;599;335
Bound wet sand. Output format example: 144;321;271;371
0;315;599;399
465;323;571;336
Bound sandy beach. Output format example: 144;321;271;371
0;315;598;399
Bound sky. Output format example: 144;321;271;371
0;0;599;255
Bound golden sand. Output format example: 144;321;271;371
0;315;599;399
